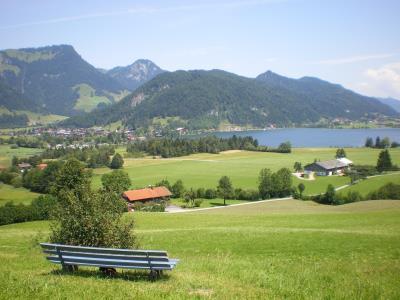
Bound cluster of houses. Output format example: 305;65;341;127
17;163;47;172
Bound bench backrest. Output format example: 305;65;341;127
40;243;174;270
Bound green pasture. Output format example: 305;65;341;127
0;183;40;206
92;148;400;196
0;200;399;299
0;145;43;167
339;173;400;196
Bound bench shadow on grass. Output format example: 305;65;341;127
45;268;171;282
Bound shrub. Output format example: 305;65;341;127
194;199;203;207
204;188;217;199
134;201;166;212
11;176;22;188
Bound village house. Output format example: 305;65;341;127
17;163;32;172
122;186;172;211
304;158;353;176
37;163;48;171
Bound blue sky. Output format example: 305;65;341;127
1;0;400;98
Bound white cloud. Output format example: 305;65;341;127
312;53;395;65
355;62;400;98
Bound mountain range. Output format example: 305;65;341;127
377;97;400;113
0;44;398;129
0;45;163;116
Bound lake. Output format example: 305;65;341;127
205;128;400;147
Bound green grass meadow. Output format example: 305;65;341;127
92;147;400;196
0;145;43;168
0;200;399;299
339;173;400;196
0;183;40;206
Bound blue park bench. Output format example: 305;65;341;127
40;243;179;280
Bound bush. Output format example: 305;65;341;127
31;195;58;220
134;201;166;212
366;183;400;200
194;199;203;207
204;188;217;199
11;176;22;188
0;195;59;226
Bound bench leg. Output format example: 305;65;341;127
99;267;117;276
62;265;78;272
149;270;159;281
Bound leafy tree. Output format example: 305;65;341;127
335;148;346;158
293;162;302;172
50;186;136;248
110;153;124;169
324;184;336;205
258;168;273;199
376;149;393;172
272;168;293;197
298;183;305;198
54;158;92;195
101;170;131;194
184;188;196;207
155;178;171;190
217;176;234;206
171;179;185;198
381;137;391;149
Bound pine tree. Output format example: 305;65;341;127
376;149;393;172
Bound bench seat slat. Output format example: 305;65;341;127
46;256;176;267
43;250;170;262
46;257;176;270
40;243;168;257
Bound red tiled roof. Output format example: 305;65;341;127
123;187;172;202
37;163;48;170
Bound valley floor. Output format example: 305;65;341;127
1;200;399;299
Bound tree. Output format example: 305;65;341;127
217;176;233;205
375;136;381;148
298;183;305;198
101;170;131;194
273;168;293;197
335;148;346;158
293;162;302;172
365;137;374;148
184;188;196;207
50;186;136;249
110;153;124;169
171;179;185;198
381;137;391;149
324;184;336;205
376;149;393;172
54;158;91;195
258;168;273;199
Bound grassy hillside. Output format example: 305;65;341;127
339;173;400;196
0;183;40;206
73;84;112;112
92;147;400;195
0;200;399;299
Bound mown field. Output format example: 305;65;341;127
0;200;399;299
93;147;400;196
338;172;400;196
0;183;40;206
0;145;42;167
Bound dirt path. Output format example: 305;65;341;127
167;197;293;213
